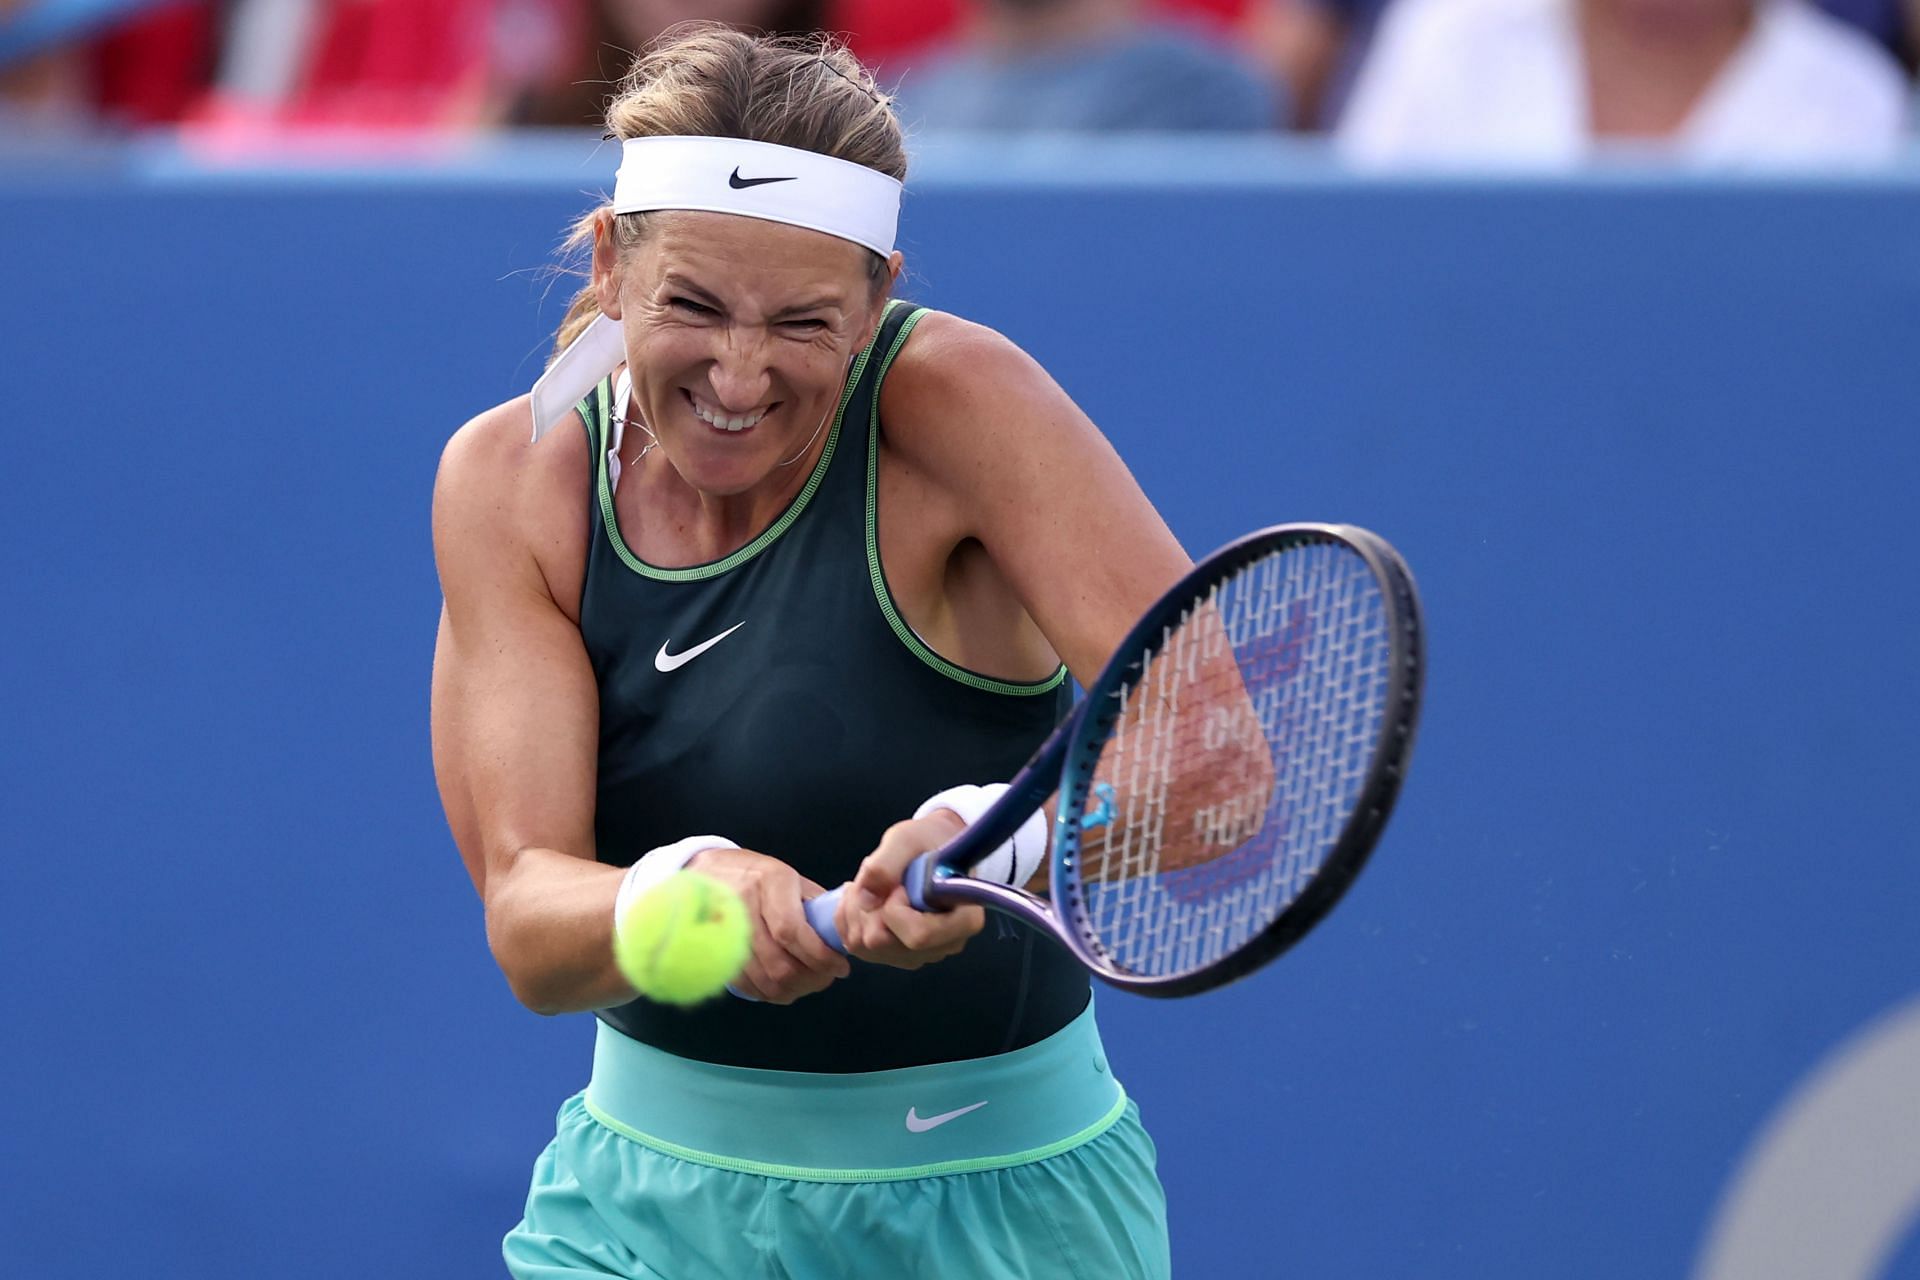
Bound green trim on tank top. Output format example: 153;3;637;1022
581;1090;1128;1184
864;308;1069;697
585;303;898;583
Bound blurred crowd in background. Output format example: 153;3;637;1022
0;0;1912;163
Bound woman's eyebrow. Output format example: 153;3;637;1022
661;273;843;319
771;295;845;318
661;273;723;304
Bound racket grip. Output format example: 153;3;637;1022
731;887;842;1000
804;886;847;954
803;858;941;955
904;853;935;911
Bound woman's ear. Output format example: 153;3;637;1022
592;209;624;321
863;249;905;336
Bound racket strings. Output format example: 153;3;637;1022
1072;542;1391;978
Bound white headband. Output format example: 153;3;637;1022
530;136;902;441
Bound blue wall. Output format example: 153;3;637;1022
5;139;1919;1278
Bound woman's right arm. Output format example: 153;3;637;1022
430;398;846;1012
430;398;633;1015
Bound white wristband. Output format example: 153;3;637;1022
914;783;1049;889
613;835;738;932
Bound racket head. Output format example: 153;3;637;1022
1047;523;1424;996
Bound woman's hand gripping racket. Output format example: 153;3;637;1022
803;523;1424;996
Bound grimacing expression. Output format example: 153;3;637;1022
600;211;891;498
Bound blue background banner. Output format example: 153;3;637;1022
4;139;1918;1277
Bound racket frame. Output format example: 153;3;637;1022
906;521;1425;996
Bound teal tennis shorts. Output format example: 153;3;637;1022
504;1003;1170;1279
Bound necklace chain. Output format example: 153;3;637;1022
617;408;659;469
617;397;833;472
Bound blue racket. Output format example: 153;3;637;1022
802;522;1424;997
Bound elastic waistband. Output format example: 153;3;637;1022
584;1002;1127;1182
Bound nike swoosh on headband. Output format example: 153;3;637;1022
533;137;900;442
729;168;797;189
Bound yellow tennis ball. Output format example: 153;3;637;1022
613;872;753;1006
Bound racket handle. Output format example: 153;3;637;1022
803;854;944;955
731;883;851;998
904;852;936;911
804;887;847;954
730;890;845;999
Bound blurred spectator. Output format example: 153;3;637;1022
2;0;90;127
1241;0;1383;126
2;0;1296;135
891;0;1287;131
831;0;965;66
1;0;214;128
94;1;215;122
1821;0;1910;60
1245;0;1909;132
508;0;824;128
834;0;1261;68
1336;0;1909;165
205;0;502;128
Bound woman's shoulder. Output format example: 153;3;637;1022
433;392;596;606
880;308;1048;449
437;393;593;509
888;306;1019;375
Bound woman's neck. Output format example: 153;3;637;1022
631;450;820;566
614;375;834;568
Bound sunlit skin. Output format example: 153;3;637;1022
582;208;980;991
591;210;902;562
432;198;1190;1011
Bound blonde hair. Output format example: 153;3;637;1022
550;25;907;359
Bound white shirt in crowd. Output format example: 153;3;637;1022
1336;0;1910;167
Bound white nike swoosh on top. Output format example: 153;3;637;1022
654;621;746;673
905;1101;990;1133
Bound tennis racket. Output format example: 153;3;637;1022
802;522;1424;997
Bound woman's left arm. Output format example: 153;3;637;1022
836;312;1194;964
881;311;1192;681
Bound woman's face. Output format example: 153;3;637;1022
598;211;895;498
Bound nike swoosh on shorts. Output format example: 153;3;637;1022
904;1101;990;1133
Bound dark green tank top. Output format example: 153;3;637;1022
578;301;1088;1071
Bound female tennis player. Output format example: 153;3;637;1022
431;25;1188;1278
